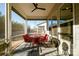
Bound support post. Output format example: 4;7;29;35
24;20;27;34
5;3;12;55
57;19;62;55
56;10;62;55
73;3;75;56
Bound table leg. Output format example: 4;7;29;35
37;44;40;56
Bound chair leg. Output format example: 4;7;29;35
40;47;42;53
29;42;32;47
64;51;69;56
39;43;42;53
57;47;59;56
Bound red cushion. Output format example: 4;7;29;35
23;34;32;42
40;34;48;42
33;37;40;44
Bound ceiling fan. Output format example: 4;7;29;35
32;3;46;12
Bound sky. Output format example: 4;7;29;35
0;3;5;15
11;11;24;24
27;20;46;28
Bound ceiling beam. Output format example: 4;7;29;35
11;6;26;20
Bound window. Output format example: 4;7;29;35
59;20;66;24
11;11;24;36
48;20;58;28
48;20;52;27
48;20;58;36
0;3;5;39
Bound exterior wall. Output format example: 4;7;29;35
37;22;48;34
37;22;51;41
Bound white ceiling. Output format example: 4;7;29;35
11;3;55;19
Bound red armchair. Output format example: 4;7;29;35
32;37;42;52
40;34;48;42
33;37;40;45
23;34;32;47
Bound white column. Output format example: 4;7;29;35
8;4;12;42
24;20;27;34
5;3;8;55
73;3;76;56
56;9;62;55
57;19;62;55
5;3;8;42
5;3;12;55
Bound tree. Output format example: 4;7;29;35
12;20;24;36
0;13;5;38
0;12;1;16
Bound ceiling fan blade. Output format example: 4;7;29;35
32;8;36;12
37;8;46;10
33;3;38;8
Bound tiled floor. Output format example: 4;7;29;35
13;42;58;56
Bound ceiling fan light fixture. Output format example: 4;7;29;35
66;7;69;10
